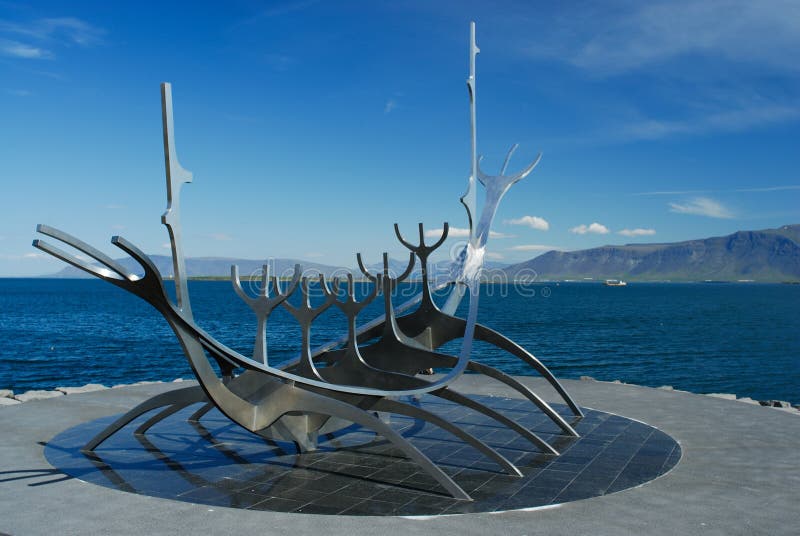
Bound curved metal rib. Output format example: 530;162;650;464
467;361;578;435
436;388;558;455
33;225;482;399
232;263;300;364
83;386;205;451
36;224;134;280
283;386;471;500
372;398;522;476
473;323;583;418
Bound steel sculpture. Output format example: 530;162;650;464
33;23;582;501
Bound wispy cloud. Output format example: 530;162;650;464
489;231;514;239
618;228;656;237
524;1;800;75
509;244;561;252
570;222;609;235
424;227;512;239
634;189;711;196
0;252;47;260
486;251;505;260
384;98;397;114
669;197;733;218
503;215;549;230
621;105;800;141
516;1;800;143
0;17;104;46
0;17;104;60
0;39;50;59
636;185;800;195
734;185;800;193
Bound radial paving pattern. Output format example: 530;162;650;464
45;395;680;516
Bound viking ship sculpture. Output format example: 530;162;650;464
33;23;581;501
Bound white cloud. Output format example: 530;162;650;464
618;228;656;237
161;243;172;249
503;215;550;230
0;39;50;59
621;106;800;141
0;17;104;62
426;227;469;238
0;252;48;260
489;231;514;239
525;1;800;75
486;251;505;260
734;185;800;193
570;222;610;235
424;227;512;239
0;17;105;46
669;197;733;219
636;185;800;195
509;244;561;252
384;99;397;114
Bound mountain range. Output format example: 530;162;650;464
502;224;800;282
48;224;800;282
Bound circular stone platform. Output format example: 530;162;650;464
1;377;798;535
44;396;679;515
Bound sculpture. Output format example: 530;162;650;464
33;23;581;501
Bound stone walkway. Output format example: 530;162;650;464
1;377;797;535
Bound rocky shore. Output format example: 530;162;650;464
1;376;798;414
0;378;187;407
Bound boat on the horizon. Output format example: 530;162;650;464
604;279;627;286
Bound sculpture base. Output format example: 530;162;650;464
44;394;679;515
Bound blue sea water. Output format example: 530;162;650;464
0;278;798;404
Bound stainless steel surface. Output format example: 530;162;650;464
32;23;585;502
160;83;194;320
232;263;300;365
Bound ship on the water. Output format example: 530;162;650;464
604;279;627;286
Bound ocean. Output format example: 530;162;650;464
1;278;798;404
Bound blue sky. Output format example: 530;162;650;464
1;0;798;276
